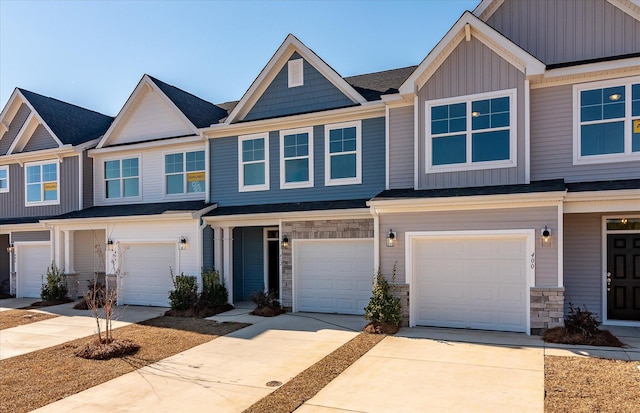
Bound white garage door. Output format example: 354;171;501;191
17;243;51;298
412;235;528;333
120;243;175;307
295;239;374;315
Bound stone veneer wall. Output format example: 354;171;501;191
393;283;410;327
530;287;565;335
280;218;374;309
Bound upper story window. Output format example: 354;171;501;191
104;157;139;199
324;120;362;186
239;133;269;192
574;77;640;164
165;150;205;195
25;160;59;205
425;89;516;173
280;127;313;189
288;59;303;88
0;166;8;193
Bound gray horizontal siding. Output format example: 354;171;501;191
0;103;31;155
486;0;640;65
22;124;58;153
379;206;559;287
243;53;354;121
12;231;50;242
563;213;603;320
389;106;414;189
210;117;386;206
418;37;525;189
530;84;640;182
0;156;80;219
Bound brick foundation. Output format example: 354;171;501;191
530;287;565;335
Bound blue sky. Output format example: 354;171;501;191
0;0;479;116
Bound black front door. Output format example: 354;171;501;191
267;240;279;297
607;234;640;321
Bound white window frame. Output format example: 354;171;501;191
24;159;60;206
324;120;362;186
163;149;206;198
573;76;640;165
238;133;270;192
425;89;517;173
288;58;304;88
103;155;141;200
0;165;8;193
280;127;314;189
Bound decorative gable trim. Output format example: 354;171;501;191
473;0;505;21
225;34;367;124
0;89;22;141
607;0;640;21
96;75;199;149
398;11;545;96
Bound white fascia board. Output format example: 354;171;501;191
202;208;372;227
399;12;544;95
0;89;23;136
191;204;218;219
564;188;640;213
473;0;504;20
225;34;366;124
607;0;640;21
0;145;76;165
41;212;198;226
542;57;640;80
89;134;202;157
368;191;567;214
203;102;384;139
0;222;48;234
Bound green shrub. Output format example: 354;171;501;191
168;268;198;311
200;268;228;307
40;262;68;301
364;264;402;326
565;302;600;337
251;288;281;310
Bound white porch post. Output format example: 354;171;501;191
222;226;234;305
213;227;222;272
64;230;74;273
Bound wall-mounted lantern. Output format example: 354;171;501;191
6;242;14;253
178;236;187;251
540;226;551;246
386;229;397;247
281;235;290;249
107;239;115;251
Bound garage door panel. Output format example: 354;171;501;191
121;243;175;307
17;244;51;298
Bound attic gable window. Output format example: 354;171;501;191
288;59;304;88
0;166;9;193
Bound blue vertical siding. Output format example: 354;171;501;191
209;116;385;206
243;53;355;121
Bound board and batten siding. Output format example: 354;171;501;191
243;53;355;122
0;103;31;155
486;0;640;65
93;141;206;205
530;84;640;182
12;231;50;242
417;37;526;190
0;156;80;219
388;105;414;189
379;206;559;287
210;117;386;206
82;152;94;209
22;124;58;153
563;213;603;319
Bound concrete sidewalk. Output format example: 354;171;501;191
31;313;367;413
0;299;166;359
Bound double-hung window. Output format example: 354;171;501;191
104;157;139;199
280;127;313;189
574;77;640;164
426;89;516;172
0;166;8;193
25;160;59;205
325;120;361;186
239;134;269;191
165;150;205;195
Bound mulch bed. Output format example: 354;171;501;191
545;355;640;412
363;321;400;334
543;327;625;347
250;306;286;317
0;309;58;330
164;303;234;318
0;316;249;413
21;297;74;309
243;333;385;413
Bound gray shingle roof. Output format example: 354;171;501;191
52;200;213;220
344;65;418;101
18;89;113;146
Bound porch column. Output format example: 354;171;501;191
54;228;64;270
222;226;233;305
213;227;222;272
64;230;75;273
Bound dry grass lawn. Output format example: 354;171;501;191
0;309;58;330
545;355;640;413
0;317;248;413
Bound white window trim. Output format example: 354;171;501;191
238;133;270;192
0;165;8;193
288;58;304;88
24;159;60;206
324;120;362;186
425;88;517;173
163;149;206;199
573;76;640;165
280;127;314;189
103;155;142;201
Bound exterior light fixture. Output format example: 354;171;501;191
540;226;551;246
621;218;628;225
609;93;622;101
471;111;481;117
386;229;397;247
6;242;14;253
281;235;290;249
178;236;187;251
107;239;115;251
